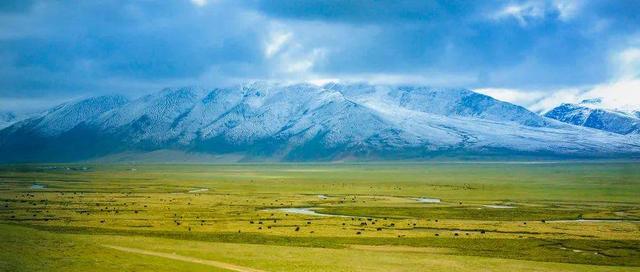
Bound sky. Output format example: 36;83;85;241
0;0;639;113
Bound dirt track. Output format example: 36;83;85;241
103;244;267;272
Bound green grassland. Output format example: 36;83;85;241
0;162;639;271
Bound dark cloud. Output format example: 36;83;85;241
0;0;36;13
256;0;487;24
0;0;638;112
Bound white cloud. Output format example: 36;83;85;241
262;24;328;78
478;43;640;113
283;48;326;74
587;45;640;111
307;77;341;86
613;47;640;80
475;88;546;107
493;1;547;26
264;31;292;58
584;79;640;111
476;87;589;113
527;88;586;113
492;0;582;26
553;0;582;21
190;0;208;7
357;73;477;86
478;78;640;114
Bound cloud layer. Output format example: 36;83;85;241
0;0;638;112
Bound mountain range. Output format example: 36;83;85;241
0;112;18;130
1;83;639;162
544;98;640;135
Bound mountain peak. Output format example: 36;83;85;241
1;83;639;162
545;102;640;135
31;95;129;136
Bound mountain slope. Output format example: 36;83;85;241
0;112;18;129
330;83;551;127
1;83;639;162
545;99;640;135
0;95;129;161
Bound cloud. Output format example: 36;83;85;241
0;1;267;97
492;1;548;26
527;88;586;113
586;79;640;110
475;86;591;114
0;0;36;13
259;23;329;79
475;86;630;114
0;96;70;114
528;79;640;113
614;47;640;80
283;48;326;74
255;1;484;24
190;0;208;7
489;0;583;26
0;0;639;113
264;30;292;58
559;44;640;111
479;43;640;113
553;0;582;21
475;88;547;107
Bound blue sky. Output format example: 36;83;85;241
0;0;639;113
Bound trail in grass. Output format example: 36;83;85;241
102;244;266;272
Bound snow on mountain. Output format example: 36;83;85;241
0;111;18;129
92;87;206;145
329;83;551;127
4;95;130;136
1;83;639;162
544;99;640;135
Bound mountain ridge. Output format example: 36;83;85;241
544;99;640;135
1;83;639;162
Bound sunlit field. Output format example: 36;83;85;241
1;163;639;271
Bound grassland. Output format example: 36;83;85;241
0;162;639;271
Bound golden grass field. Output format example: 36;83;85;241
1;163;639;271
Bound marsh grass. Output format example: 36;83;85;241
0;162;639;271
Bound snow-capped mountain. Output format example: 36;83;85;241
31;95;129;136
544;98;640;135
0;111;36;130
1;83;639;162
0;112;18;129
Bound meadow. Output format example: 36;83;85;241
0;162;639;271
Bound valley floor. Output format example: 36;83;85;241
0;163;639;271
